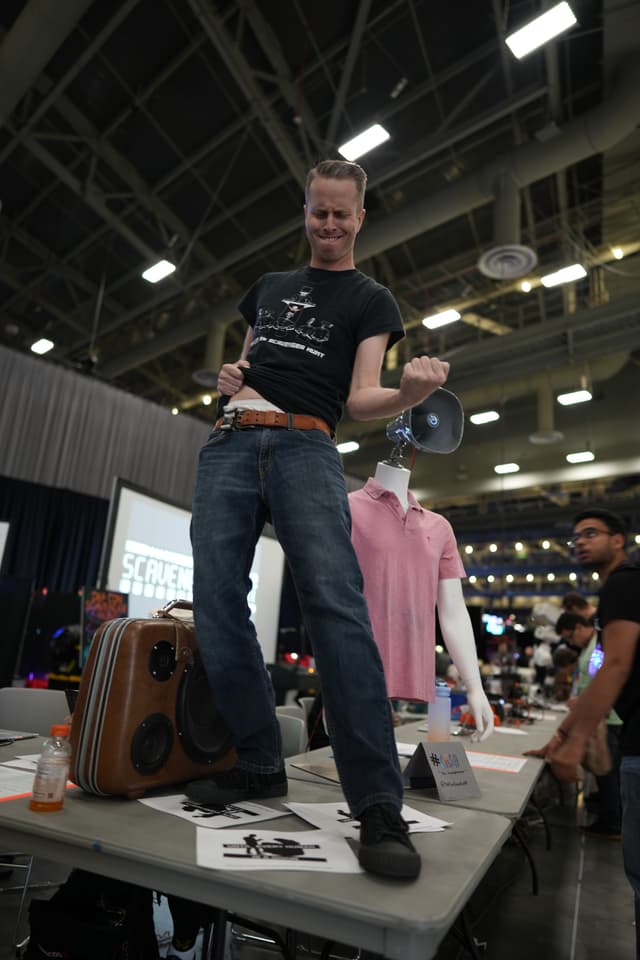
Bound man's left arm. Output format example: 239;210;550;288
550;619;639;780
346;334;449;421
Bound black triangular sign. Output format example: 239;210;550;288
403;743;436;788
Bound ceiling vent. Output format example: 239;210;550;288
478;244;538;279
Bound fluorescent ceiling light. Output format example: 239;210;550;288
506;574;514;583
566;450;595;463
336;440;360;454
464;545;473;554
338;124;390;161
540;263;586;287
526;573;534;582
494;462;520;474
31;338;54;355
422;308;460;330
142;259;176;283
520;280;532;293
470;410;499;425
612;247;624;260
202;394;213;406
505;2;577;59
557;388;592;406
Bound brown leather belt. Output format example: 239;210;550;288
215;409;332;437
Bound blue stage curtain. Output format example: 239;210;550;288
0;475;108;593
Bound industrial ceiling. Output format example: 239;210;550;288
1;0;640;554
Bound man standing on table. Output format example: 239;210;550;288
541;509;640;953
186;159;452;879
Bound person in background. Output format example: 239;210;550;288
186;159;451;880
554;610;623;838
529;509;640;956
561;590;597;623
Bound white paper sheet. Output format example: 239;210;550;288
465;751;527;773
1;755;40;773
285;801;451;837
396;742;421;757
0;767;34;799
196;828;363;872
138;794;288;828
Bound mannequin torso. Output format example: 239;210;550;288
349;468;495;738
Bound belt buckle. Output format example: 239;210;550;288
220;409;240;431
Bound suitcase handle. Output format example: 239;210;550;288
153;598;194;619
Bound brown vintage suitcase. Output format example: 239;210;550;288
70;600;236;798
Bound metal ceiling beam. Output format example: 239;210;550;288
93;58;640;376
0;0;140;165
23;135;158;262
47;89;219;271
325;0;372;146
2;217;125;326
187;0;307;187
0;262;86;335
0;0;95;128
242;0;325;155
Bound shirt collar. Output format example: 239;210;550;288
362;477;422;511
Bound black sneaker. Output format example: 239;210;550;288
185;767;287;805
580;820;621;840
358;803;421;879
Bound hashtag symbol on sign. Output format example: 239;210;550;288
429;753;441;767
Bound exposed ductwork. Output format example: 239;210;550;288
0;0;95;128
97;57;640;381
357;57;640;261
529;384;563;446
456;352;627;421
477;171;538;280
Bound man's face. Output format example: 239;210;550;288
304;176;365;270
562;623;592;649
570;517;621;571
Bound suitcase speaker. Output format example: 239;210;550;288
70;610;236;798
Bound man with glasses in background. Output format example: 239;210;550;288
540;509;640;955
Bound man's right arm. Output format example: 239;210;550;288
548;619;639;780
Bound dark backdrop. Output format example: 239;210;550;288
0;475;108;593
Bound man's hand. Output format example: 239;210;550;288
524;728;568;761
549;736;583;783
523;739;554;760
398;356;450;408
217;359;250;397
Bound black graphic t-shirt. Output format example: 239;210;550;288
237;266;404;431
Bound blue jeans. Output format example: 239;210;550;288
190;424;403;816
620;755;640;957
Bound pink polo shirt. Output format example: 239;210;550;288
349;478;465;702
